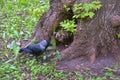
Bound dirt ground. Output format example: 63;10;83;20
56;54;120;77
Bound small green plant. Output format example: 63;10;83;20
51;27;63;61
0;62;25;79
0;57;67;80
73;1;102;19
105;67;113;78
96;77;103;80
56;50;63;61
60;1;101;34
60;19;77;34
117;33;120;39
11;40;20;57
64;5;70;12
77;75;84;80
114;62;119;71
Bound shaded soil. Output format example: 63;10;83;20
56;54;120;77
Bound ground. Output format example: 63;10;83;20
57;55;120;76
55;45;120;78
1;40;120;79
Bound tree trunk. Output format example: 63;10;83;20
33;0;74;42
33;0;120;63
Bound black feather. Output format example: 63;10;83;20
19;40;52;61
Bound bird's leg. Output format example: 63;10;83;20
40;56;44;63
35;55;39;62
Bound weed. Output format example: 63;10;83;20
60;1;101;34
60;19;77;34
105;67;113;79
73;1;102;19
64;5;70;12
117;33;120;39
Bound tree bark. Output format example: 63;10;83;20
33;0;120;63
33;0;75;42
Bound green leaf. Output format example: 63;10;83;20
83;3;90;11
14;30;19;37
117;34;120;39
56;50;62;61
96;77;102;80
73;1;101;19
11;40;20;56
11;41;16;49
64;5;70;12
51;37;56;49
60;19;77;34
88;12;95;18
2;32;6;39
10;65;16;70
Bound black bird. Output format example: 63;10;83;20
19;40;52;61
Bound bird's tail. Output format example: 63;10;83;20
19;48;33;54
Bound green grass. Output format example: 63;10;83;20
0;0;49;41
0;0;120;80
0;57;67;80
0;0;49;58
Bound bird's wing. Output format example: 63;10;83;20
27;44;44;55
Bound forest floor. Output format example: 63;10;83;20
1;40;120;79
